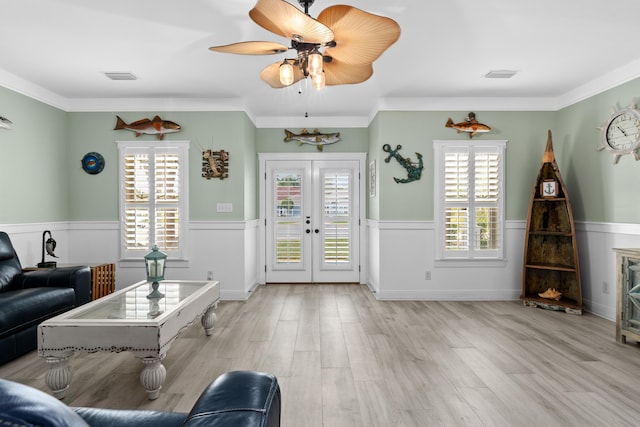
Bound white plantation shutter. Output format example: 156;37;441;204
274;170;303;264
154;153;181;250
434;140;506;260
123;151;150;250
118;141;189;260
322;169;351;264
444;151;469;250
473;150;501;252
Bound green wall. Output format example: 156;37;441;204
555;78;640;223
370;110;556;221
3;76;640;225
66;111;255;222
0;87;69;223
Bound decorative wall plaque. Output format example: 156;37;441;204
202;149;229;180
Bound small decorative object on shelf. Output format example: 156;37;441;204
540;179;557;197
521;130;583;315
382;144;423;183
538;288;562;301
202;149;229;179
37;230;58;268
144;245;166;300
445;112;491;138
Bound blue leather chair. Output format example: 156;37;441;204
0;231;91;365
0;370;281;427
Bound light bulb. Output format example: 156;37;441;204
279;60;294;86
308;50;323;76
312;71;325;90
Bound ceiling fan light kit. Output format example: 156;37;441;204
209;0;400;91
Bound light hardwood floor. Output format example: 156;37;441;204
2;284;640;426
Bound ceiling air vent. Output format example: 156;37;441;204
484;70;518;79
105;72;137;81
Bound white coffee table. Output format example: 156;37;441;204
38;279;220;400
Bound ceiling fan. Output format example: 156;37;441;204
209;0;400;90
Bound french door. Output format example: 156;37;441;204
261;156;363;283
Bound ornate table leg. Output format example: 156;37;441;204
44;353;73;399
138;355;166;400
201;302;218;336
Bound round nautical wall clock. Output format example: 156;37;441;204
81;152;105;174
598;104;640;164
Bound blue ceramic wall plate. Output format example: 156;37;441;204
81;152;105;174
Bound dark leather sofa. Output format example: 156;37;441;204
0;370;281;427
0;231;91;365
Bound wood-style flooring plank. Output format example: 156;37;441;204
2;284;640;426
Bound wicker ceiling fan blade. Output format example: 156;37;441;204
209;41;289;55
323;59;373;86
318;5;400;65
250;0;334;44
260;61;305;88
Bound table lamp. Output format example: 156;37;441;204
144;245;166;299
37;230;58;268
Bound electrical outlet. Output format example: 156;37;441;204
207;270;214;281
425;271;431;280
603;281;609;294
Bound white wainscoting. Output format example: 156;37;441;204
575;222;640;321
367;219;640;321
367;220;524;301
3;220;640;319
0;221;260;301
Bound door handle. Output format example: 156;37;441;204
314;229;319;234
306;229;311;234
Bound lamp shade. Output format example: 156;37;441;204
144;245;167;282
279;60;294;86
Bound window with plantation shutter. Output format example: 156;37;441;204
433;140;506;260
118;141;189;260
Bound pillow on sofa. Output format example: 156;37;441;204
0;379;89;427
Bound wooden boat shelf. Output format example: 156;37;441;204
521;130;583;314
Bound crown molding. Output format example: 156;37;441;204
3;59;640;127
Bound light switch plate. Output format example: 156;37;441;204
216;203;233;213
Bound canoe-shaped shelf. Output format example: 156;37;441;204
521;130;583;314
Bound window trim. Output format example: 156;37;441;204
117;140;190;262
433;139;507;262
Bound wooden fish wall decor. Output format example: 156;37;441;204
284;129;340;152
383;144;423;184
202;149;229;180
114;115;181;140
445;112;491;138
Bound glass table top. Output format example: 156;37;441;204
67;280;213;320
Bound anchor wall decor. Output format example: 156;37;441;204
382;144;423;183
202;149;229;179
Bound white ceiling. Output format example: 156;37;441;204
2;0;640;127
